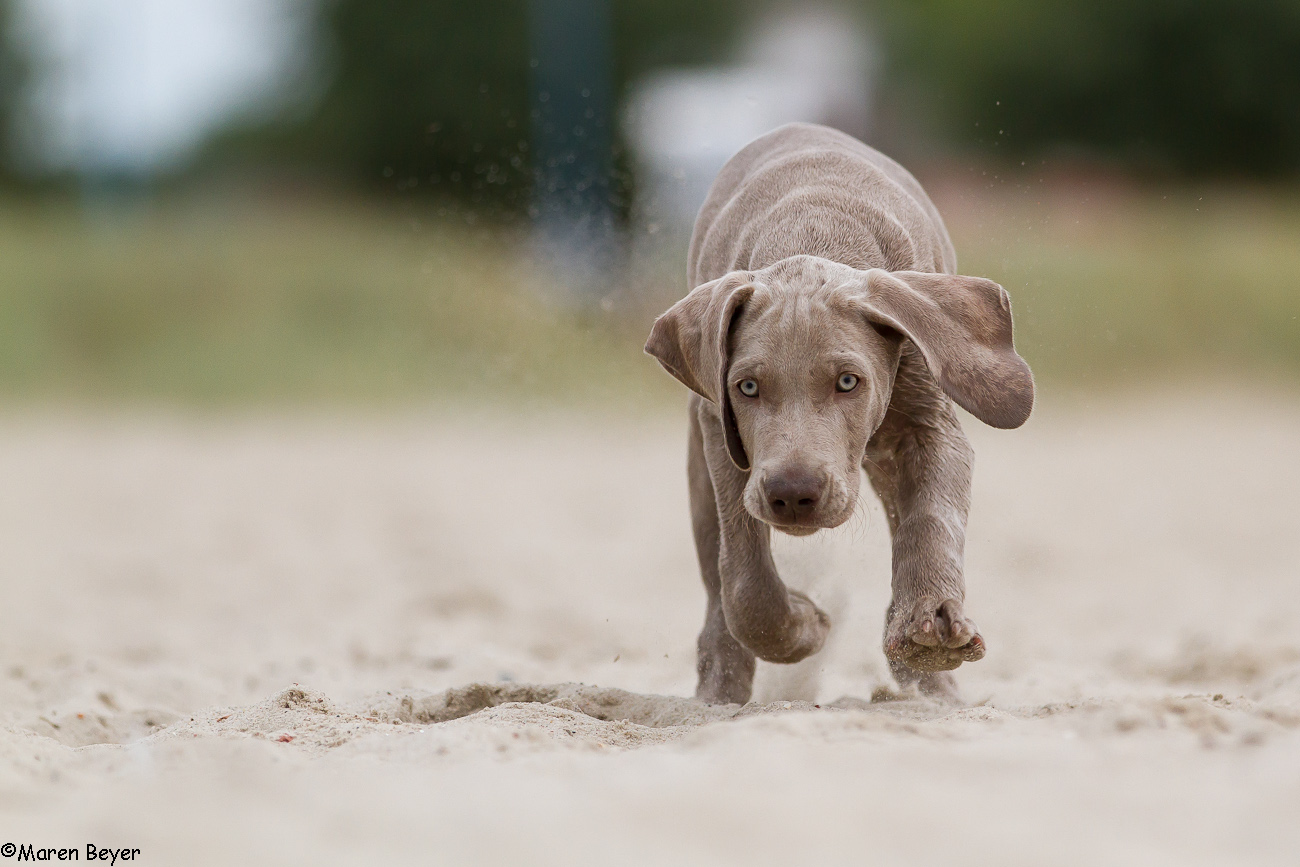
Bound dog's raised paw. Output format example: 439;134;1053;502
784;588;831;658
885;598;985;672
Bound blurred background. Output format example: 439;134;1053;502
4;9;1300;851
0;0;1297;407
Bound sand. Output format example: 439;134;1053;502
2;389;1299;865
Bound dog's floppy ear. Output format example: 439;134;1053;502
645;273;755;469
854;270;1034;429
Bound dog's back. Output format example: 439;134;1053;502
687;123;957;287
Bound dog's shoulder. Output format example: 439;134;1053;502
691;124;956;281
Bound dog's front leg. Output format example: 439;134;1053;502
864;356;986;697
688;398;757;705
691;399;830;706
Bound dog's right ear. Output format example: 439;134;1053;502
644;273;755;404
645;273;755;469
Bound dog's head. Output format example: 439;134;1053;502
645;255;1033;536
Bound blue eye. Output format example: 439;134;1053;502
836;373;859;392
738;379;759;397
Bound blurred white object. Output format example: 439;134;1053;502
11;0;307;175
625;5;878;225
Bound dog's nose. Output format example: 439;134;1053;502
764;469;826;522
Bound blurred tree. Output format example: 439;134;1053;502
0;0;29;182
304;0;531;210
883;0;1300;175
229;0;748;215
205;0;1300;205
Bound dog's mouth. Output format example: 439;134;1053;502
770;522;822;537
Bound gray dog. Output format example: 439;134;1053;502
645;123;1034;704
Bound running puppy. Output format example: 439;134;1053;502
646;123;1034;703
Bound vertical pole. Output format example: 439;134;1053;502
528;0;616;301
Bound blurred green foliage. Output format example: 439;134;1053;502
0;1;1296;406
946;185;1300;384
220;0;748;214
0;0;27;183
0;199;671;406
2;0;1298;189
886;0;1300;175
0;191;1296;404
206;0;1300;209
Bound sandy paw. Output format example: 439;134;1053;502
786;588;831;657
885;598;985;672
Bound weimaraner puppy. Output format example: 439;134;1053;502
645;122;1034;704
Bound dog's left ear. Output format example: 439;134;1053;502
854;270;1035;429
645;273;755;469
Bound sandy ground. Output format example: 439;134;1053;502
2;388;1299;865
